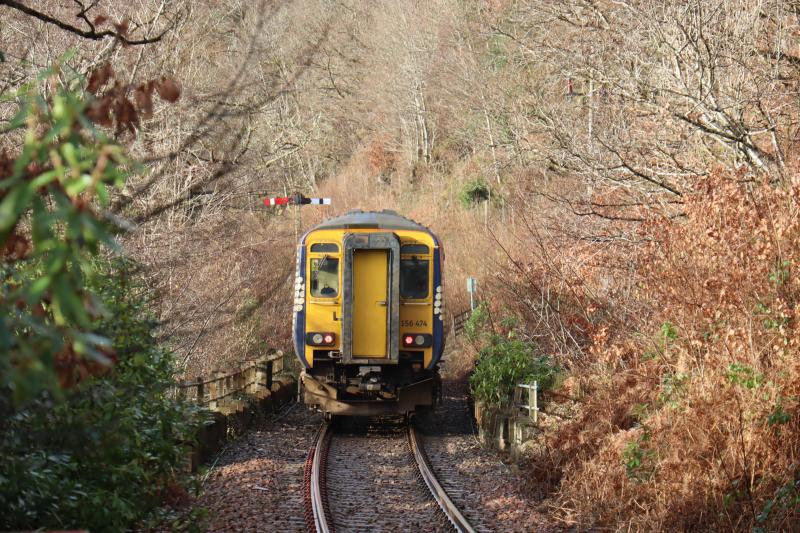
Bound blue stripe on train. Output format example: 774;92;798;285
293;241;309;369
431;246;444;369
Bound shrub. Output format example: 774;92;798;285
0;58;200;532
459;177;490;207
550;171;800;530
0;257;204;532
464;302;490;343
1;54;179;402
470;334;559;407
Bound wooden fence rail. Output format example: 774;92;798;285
451;308;471;337
176;350;285;413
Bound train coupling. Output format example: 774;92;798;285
358;365;382;392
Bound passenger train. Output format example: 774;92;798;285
293;210;444;416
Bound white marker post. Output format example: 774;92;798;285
466;277;477;311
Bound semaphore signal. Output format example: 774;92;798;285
263;193;331;206
262;192;332;243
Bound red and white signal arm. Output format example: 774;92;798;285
263;196;331;206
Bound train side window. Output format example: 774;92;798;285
311;243;339;253
400;257;429;299
401;244;429;255
310;256;339;297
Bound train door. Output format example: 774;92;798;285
352;249;388;357
342;232;400;364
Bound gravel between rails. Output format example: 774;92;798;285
198;403;322;533
325;418;451;532
415;377;554;533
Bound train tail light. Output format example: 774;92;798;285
402;333;432;348
306;332;336;346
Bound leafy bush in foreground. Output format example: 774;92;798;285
470;336;558;407
0;258;203;532
468;305;559;407
0;59;200;532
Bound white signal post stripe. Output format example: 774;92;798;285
263;197;331;206
308;198;331;205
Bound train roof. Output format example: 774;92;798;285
310;209;432;233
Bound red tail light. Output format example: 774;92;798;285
306;332;336;346
402;333;432;348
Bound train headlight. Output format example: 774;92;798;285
306;332;336;346
402;333;432;348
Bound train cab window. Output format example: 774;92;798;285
311;243;339;253
401;244;429;255
310;256;339;297
400;257;429;299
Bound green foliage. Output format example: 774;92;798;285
769;260;791;287
464;302;490;343
0;257;204;532
726;362;764;389
470;335;559;407
767;400;791;426
235;296;261;324
641;322;678;361
623;428;656;481
459;177;490;207
755;477;800;530
657;372;688;409
660;322;678;341
1;57;136;402
629;402;651;422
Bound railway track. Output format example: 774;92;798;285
304;417;477;533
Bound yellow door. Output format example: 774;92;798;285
352;249;389;358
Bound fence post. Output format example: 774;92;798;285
208;373;217;411
177;380;186;401
247;361;256;395
254;358;265;394
224;371;233;409
195;376;204;405
532;381;538;423
266;359;274;390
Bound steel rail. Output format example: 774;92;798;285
310;422;333;533
407;423;477;533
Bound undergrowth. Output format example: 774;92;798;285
0;258;205;532
540;172;800;530
468;304;560;407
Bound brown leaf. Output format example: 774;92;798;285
134;82;154;119
93;14;108;27
155;76;181;103
87;62;114;94
114;96;139;134
86;96;113;127
2;230;32;261
113;18;130;43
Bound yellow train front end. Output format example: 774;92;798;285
292;210;444;417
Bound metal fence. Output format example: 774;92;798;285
176;351;284;412
514;381;539;423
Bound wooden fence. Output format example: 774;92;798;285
176;350;285;414
451;308;471;337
